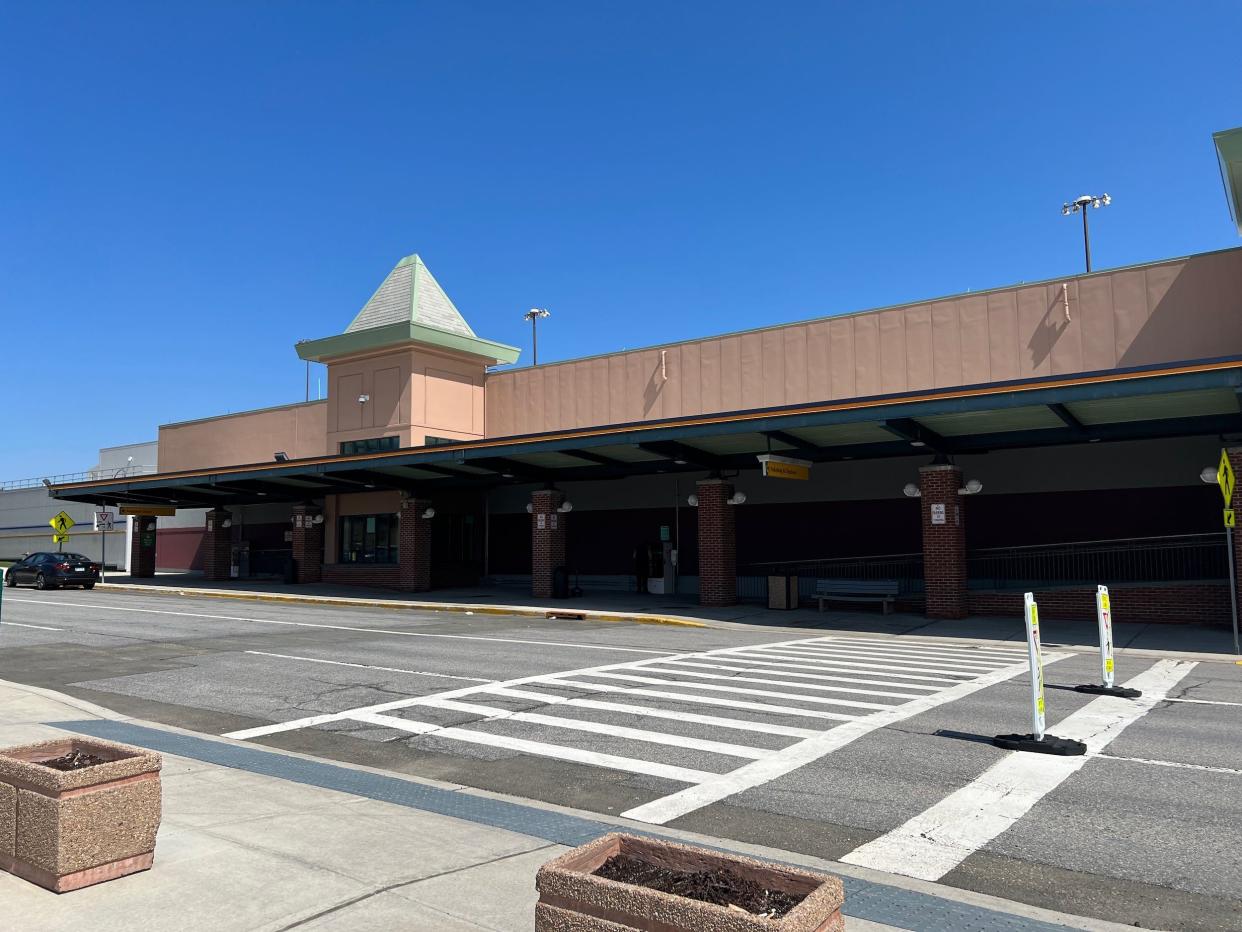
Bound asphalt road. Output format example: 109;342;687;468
1;587;1239;931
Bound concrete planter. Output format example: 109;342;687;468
0;736;162;893
536;833;845;932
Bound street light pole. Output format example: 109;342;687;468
1062;193;1111;273
523;308;550;366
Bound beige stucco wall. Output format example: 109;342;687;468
158;401;327;473
484;248;1242;437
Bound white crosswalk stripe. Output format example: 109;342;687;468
227;634;1049;821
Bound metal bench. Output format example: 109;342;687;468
813;579;899;614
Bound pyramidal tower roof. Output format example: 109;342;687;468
297;254;520;365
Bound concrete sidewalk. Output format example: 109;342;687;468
95;572;1240;658
0;680;1142;931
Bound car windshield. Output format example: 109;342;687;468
59;554;90;562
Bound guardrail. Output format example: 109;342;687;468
740;552;925;600
0;465;158;492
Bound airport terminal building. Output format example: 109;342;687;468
47;238;1242;625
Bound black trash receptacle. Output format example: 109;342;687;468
284;557;297;584
552;565;569;599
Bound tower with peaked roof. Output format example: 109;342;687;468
297;254;520;454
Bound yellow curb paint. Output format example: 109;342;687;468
96;583;709;629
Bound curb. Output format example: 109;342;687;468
95;582;711;629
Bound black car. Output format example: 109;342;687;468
4;552;100;590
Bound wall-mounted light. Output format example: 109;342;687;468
557;501;573;513
421;507;436;519
358;394;370;404
525;503;534;514
957;479;983;495
312;514;324;525
687;494;699;507
274;452;289;462
221;519;233;529
501;472;515;479
727;492;747;505
1201;466;1220;484
909;441;926;448
902;483;922;498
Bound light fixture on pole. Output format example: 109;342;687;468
523;308;550;366
1061;193;1111;273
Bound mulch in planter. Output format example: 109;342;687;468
36;750;109;771
594;853;807;919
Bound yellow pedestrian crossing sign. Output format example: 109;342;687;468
50;511;75;534
1226;509;1236;529
1218;449;1235;506
52;533;69;545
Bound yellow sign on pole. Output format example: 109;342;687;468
1218;449;1235;506
52;533;69;545
1227;509;1236;529
49;511;75;534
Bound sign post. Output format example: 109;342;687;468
94;509;115;583
1074;585;1141;698
1217;449;1240;656
994;592;1086;755
49;511;75;553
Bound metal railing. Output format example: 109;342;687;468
966;533;1228;590
741;552;925;601
0;464;157;492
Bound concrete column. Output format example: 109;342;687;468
530;489;566;599
203;508;232;581
696;479;736;607
919;463;966;619
290;504;324;584
398;497;433;592
130;516;157;579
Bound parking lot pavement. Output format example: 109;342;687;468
2;588;1240;930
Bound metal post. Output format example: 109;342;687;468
531;316;539;366
101;506;107;584
1081;207;1091;273
1024;592;1045;742
1230;526;1240;656
1095;585;1113;688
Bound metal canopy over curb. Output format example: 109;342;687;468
49;719;1087;932
47;357;1242;508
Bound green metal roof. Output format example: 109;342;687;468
296;254;521;365
1215;127;1242;236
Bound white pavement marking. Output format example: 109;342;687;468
659;659;940;692
749;647;981;676
413;697;771;759
1095;753;1242;776
839;659;1197;881
1159;697;1242;707
549;678;863;721
681;655;950;687
641;663;927;699
620;651;1060;825
581;671;894;710
0;622;64;631
780;644;1005;670
352;711;718;783
8;597;673;654
732;650;968;681
244;651;493;683
827;637;1027;659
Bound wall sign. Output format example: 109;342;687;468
931;503;946;525
536;513;546;530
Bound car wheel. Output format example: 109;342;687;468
3;571;14;588
34;573;47;590
83;582;95;590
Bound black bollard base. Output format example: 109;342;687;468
1074;684;1142;698
993;733;1087;755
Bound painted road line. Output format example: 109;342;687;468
548;678;862;722
1095;753;1242;776
719;653;962;684
0;622;65;631
1159;697;1242;707
621;652;1057;825
9;598;674;655
763;645;999;673
657;659;939;693
223;634;843;740
839;659;1197;881
413;698;771;759
787;643;1007;670
351;711;718;783
640;664;928;700
734;650;973;680
580;671;894;710
825;637;1027;660
245;651;493;683
484;687;821;739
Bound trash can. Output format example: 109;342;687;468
552;565;569;599
767;574;800;610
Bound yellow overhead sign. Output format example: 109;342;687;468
757;454;811;481
1218;449;1235;506
49;511;75;534
119;505;177;517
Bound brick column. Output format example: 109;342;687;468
203;508;232;581
919;464;966;619
130;516;156;578
531;489;566;599
697;479;736;607
290;504;324;584
398;498;433;592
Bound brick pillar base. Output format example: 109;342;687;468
531;490;567;599
697;479;736;607
203;508;232;581
399;498;433;592
919;464;966;619
130;517;157;578
290;504;324;584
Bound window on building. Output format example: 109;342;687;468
423;436;458;447
339;514;399;564
340;436;399;456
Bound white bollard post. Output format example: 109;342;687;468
1095;585;1114;688
1024;592;1045;742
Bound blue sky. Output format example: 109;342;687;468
1;2;1239;479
